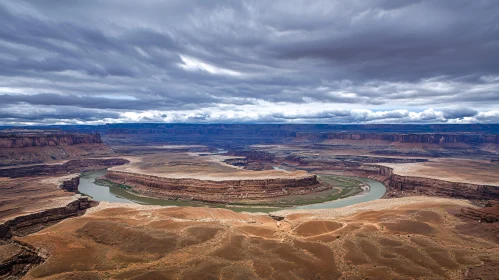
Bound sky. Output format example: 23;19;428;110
0;0;498;125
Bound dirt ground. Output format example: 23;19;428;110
17;197;499;280
110;152;312;180
380;158;499;185
0;175;77;223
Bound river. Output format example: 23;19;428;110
78;170;386;213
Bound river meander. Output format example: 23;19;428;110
79;170;386;213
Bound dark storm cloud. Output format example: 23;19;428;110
442;108;479;119
0;0;498;124
0;93;223;110
0;105;120;122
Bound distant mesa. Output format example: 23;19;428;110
0;131;113;166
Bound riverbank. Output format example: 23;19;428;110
78;170;386;213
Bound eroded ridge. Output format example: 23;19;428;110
13;197;499;279
102;152;324;204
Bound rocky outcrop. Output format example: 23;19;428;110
0;197;97;239
0;241;44;279
222;158;247;167
344;164;499;201
61;177;80;193
285;154;427;165
283;154;499;201
230;150;276;160
0;158;129;178
0;133;102;148
0;197;98;279
105;170;321;203
226;151;278;170
386;174;499;200
0;131;115;166
295;132;499;144
459;203;499;223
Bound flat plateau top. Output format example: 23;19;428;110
109;152;313;181
380;158;499;186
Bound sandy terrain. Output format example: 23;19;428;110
110;152;312;180
0;175;78;223
16;197;499;280
273;196;475;218
380;158;499;186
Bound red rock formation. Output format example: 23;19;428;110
229;150;276;160
0;196;98;279
0;158;129;178
459;203;499;223
0;132;113;166
0;197;97;239
295;132;499;144
284;155;499;201
0;241;44;278
0;133;102;148
105;170;322;203
386;174;499;200
61;177;80;193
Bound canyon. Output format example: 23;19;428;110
11;198;499;279
0;131;113;166
0;158;129;178
0;132;103;148
294;131;499;144
239;146;499;202
102;152;325;204
104;170;321;203
0;125;498;279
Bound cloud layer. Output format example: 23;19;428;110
0;0;498;125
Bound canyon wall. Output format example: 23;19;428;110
0;197;98;278
295;132;499;144
0;158;129;178
0;133;102;148
0;132;114;166
105;170;321;203
230;150;276;160
387;173;499;200
60;177;80;193
282;156;499;201
99;124;499;147
0;197;96;239
346;164;499;201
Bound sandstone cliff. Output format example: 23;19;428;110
0;197;96;239
0;158;129;178
0;133;102;148
0;197;97;278
283;156;499;201
105;170;321;203
61;177;80;193
0;132;113;166
295;132;499;144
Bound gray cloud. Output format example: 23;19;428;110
442;108;479;119
0;0;498;124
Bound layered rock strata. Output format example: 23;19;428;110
0;197;97;239
459;203;499;223
295;132;499;144
0;133;103;148
0;241;44;279
0;132;114;166
386;174;499;200
283;157;499;201
0;158;129;178
0;197;97;279
60;176;80;193
105;170;321;203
